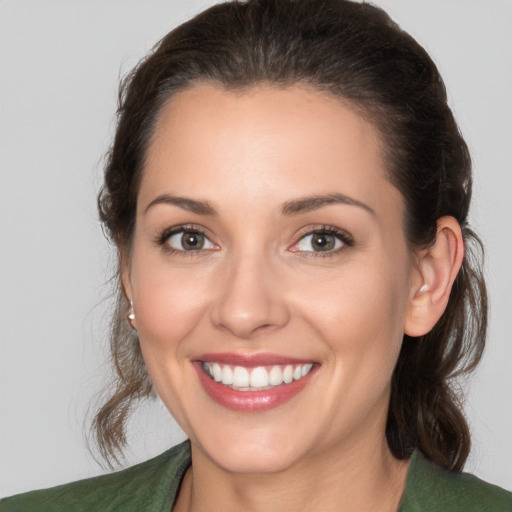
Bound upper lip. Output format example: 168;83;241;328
195;352;317;367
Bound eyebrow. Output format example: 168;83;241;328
282;193;376;216
144;192;375;217
144;195;217;215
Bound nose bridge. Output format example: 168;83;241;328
211;246;289;339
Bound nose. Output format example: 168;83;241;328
210;252;290;340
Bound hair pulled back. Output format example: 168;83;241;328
96;0;487;471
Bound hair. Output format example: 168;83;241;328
95;0;487;471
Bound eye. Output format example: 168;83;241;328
164;229;217;252
290;227;353;254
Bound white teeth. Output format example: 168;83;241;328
221;365;233;385
203;362;314;390
250;366;269;388
283;365;293;384
302;363;313;376
212;363;222;382
269;365;283;386
233;366;250;387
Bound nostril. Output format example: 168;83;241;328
213;307;290;339
210;261;291;338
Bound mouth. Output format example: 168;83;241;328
202;361;314;391
194;354;318;412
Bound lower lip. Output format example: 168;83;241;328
194;362;317;412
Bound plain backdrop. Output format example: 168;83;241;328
1;0;511;498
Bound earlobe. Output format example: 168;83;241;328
127;299;137;330
120;255;137;330
404;216;465;337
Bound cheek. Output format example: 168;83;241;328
297;258;410;366
128;257;215;429
306;263;410;419
129;252;214;357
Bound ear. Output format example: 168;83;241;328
404;216;464;337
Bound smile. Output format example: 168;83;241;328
202;362;314;391
194;355;318;412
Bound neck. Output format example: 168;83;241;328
174;435;410;512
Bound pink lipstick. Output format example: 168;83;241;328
194;353;318;412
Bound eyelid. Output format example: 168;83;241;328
288;225;354;255
154;223;353;256
155;224;219;254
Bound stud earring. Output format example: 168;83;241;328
127;300;136;330
128;300;135;321
419;284;429;294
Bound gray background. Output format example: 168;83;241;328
1;0;511;497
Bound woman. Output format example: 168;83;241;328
1;0;511;510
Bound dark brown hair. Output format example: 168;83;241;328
95;0;486;471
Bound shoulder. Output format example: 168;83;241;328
399;450;512;512
0;441;191;512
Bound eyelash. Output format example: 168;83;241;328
155;224;217;257
291;225;354;258
154;224;354;257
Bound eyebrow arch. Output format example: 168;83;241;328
282;193;376;216
144;195;217;216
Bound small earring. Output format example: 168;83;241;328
128;300;135;320
127;300;135;323
419;284;429;294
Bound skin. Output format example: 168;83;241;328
123;84;464;511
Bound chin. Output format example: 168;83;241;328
191;425;313;474
208;443;303;474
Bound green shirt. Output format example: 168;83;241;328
1;441;511;511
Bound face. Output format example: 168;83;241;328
124;84;418;474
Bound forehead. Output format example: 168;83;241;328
139;84;400;218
